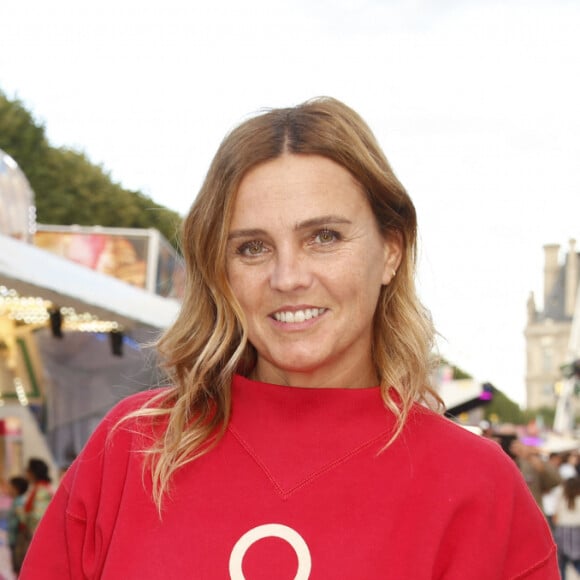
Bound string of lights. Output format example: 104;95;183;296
0;285;122;333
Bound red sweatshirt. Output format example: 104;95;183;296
21;375;558;579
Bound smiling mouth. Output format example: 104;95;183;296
272;308;326;323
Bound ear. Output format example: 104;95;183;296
381;231;403;285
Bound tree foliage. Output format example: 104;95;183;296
482;389;558;427
0;90;182;249
483;388;526;424
437;357;547;425
437;356;473;380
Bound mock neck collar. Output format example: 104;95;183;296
228;374;397;496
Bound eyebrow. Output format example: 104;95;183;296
228;215;353;240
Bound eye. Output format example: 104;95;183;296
313;229;340;244
237;240;265;256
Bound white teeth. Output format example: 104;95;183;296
273;308;324;323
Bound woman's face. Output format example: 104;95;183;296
226;154;401;388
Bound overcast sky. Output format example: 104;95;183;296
1;0;579;405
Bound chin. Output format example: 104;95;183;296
270;354;328;374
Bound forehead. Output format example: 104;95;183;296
230;154;370;226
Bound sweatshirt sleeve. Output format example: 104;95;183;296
428;434;560;579
19;389;162;580
19;477;77;579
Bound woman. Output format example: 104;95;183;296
23;458;53;535
554;476;580;578
6;475;29;574
11;458;53;576
21;97;558;578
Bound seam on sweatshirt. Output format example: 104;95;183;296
510;543;557;579
65;508;88;523
228;424;389;498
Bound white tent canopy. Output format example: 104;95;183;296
0;234;182;477
0;233;180;329
438;378;488;412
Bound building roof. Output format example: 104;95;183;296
541;264;569;321
570;279;580;359
539;251;580;322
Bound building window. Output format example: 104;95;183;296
542;348;553;374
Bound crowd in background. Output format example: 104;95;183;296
0;458;53;579
483;425;580;579
536;450;580;579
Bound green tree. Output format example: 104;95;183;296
436;357;543;425
436;356;473;380
0;90;182;248
520;406;556;430
484;389;527;425
0;91;50;187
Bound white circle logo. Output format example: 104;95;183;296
229;523;312;579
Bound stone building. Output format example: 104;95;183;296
525;239;579;409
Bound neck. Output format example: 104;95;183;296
251;361;379;389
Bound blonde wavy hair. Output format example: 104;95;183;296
126;96;443;509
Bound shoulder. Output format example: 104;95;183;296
401;406;557;575
406;403;497;451
102;387;172;424
403;404;522;483
99;387;174;444
62;388;172;486
61;388;168;453
407;404;498;449
59;388;172;512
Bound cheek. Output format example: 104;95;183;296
348;254;385;290
226;267;244;307
352;268;385;316
227;266;260;310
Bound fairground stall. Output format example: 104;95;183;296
0;149;180;481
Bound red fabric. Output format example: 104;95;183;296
21;375;558;579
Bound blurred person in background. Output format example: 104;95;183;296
544;452;577;529
23;459;53;538
510;440;561;512
558;453;579;480
564;451;580;478
6;476;29;575
554;476;580;578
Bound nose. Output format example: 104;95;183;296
269;245;313;292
